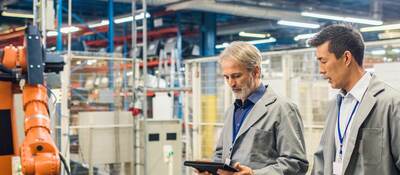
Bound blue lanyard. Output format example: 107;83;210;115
232;107;252;143
337;97;359;157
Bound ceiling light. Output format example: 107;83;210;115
301;12;383;25
239;31;270;38
301;12;344;21
47;31;58;37
215;42;230;49
114;16;133;24
378;31;400;39
88;20;110;28
115;12;151;24
371;49;386;55
87;12;151;28
344;17;383;25
277;20;320;29
392;49;400;53
215;38;277;49
361;23;400;32
2;10;34;18
294;33;317;41
247;37;277;45
60;26;80;33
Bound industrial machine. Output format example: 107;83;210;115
0;25;65;175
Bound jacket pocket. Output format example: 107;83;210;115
247;127;277;163
359;128;383;165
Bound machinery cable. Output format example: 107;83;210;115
59;152;71;175
45;85;58;107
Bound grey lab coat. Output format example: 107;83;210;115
312;75;400;175
213;86;309;175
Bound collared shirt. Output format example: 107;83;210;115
335;72;372;163
232;83;266;142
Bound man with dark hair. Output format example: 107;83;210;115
310;24;400;175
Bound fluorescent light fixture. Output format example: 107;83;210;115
115;12;151;24
115;16;133;24
239;31;270;38
371;49;386;55
47;31;58;37
277;20;320;29
344;17;383;25
361;23;400;32
2;10;34;18
88;20;110;28
216;38;277;49
294;33;317;41
87;12;151;28
301;12;344;21
247;37;277;45
215;42;230;49
301;12;383;25
392;48;400;53
87;60;97;65
378;31;400;39
60;26;80;33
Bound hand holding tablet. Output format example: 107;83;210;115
184;161;239;174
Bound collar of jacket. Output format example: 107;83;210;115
225;85;277;148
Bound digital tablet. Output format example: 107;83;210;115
184;161;239;174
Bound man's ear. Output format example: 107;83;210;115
343;51;353;67
253;66;261;78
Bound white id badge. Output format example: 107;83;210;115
224;158;231;165
333;161;342;175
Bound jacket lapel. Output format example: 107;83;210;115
325;101;338;173
225;107;234;147
342;76;383;172
234;87;277;143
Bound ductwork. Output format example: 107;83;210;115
166;0;305;21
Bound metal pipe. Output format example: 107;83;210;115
41;0;46;48
131;0;138;174
33;0;38;25
60;54;71;175
66;0;73;174
142;1;148;175
67;0;71;57
108;0;115;90
57;0;63;51
184;62;191;175
371;0;383;20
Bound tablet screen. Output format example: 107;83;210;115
184;161;238;174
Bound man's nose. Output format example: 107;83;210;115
228;78;236;87
319;64;326;75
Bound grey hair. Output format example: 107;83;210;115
219;41;262;72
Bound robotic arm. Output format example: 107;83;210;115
0;25;64;175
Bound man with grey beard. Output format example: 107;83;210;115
196;41;308;175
